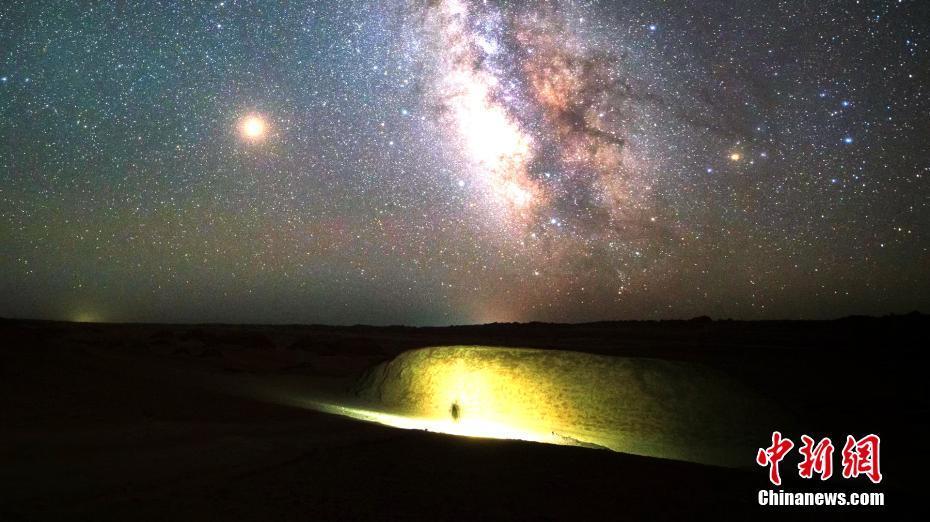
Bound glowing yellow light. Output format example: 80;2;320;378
316;403;562;445
72;312;100;323
240;115;267;140
330;346;782;467
729;152;741;162
345;348;597;451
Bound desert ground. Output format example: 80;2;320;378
1;316;925;520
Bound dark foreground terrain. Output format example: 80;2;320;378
1;316;926;520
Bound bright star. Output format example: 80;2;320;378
239;114;267;141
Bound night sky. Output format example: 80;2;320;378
1;0;927;325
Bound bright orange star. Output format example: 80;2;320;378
239;114;267;141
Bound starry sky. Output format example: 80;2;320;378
1;0;927;325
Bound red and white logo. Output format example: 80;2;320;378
756;432;881;485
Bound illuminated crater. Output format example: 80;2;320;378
320;346;781;467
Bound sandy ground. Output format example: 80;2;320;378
1;318;924;520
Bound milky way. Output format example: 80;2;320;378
1;0;927;324
418;1;647;235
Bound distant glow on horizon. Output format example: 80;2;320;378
72;312;101;323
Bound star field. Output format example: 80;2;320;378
1;0;928;325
